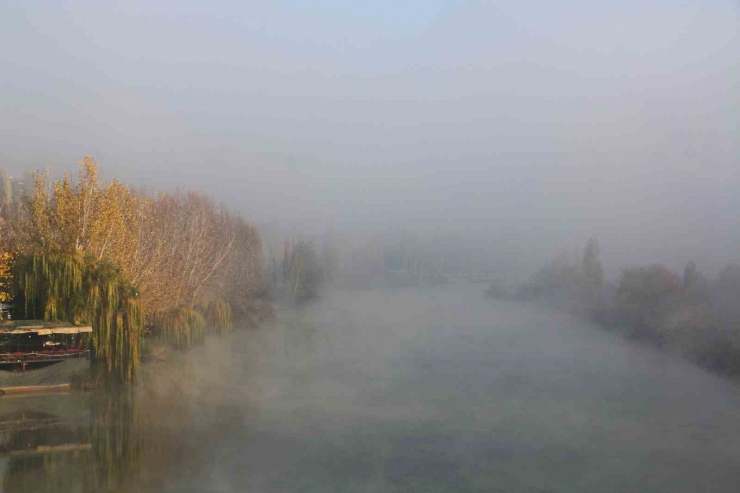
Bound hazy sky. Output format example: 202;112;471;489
1;1;738;277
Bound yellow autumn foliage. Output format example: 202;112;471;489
26;158;143;275
2;156;270;380
22;156;267;326
0;251;12;303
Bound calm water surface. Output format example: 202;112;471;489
3;285;740;492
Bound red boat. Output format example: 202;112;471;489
0;322;91;372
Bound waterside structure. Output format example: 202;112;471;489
0;321;91;394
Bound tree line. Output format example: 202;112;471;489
0;158;270;381
488;239;740;378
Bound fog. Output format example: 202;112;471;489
197;287;740;492
2;1;739;278
4;3;740;491
8;285;740;491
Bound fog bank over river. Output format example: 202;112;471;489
5;284;740;492
218;285;740;492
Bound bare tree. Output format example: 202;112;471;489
280;240;323;305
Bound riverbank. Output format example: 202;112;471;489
0;359;90;395
487;288;740;383
489;240;740;384
6;285;740;492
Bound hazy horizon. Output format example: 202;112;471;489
2;1;738;279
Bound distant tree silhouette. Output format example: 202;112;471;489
712;263;740;325
582;238;604;291
616;265;682;340
281;240;323;305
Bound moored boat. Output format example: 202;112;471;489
0;321;91;392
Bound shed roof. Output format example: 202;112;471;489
0;320;92;335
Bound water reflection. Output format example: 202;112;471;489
4;287;740;492
0;393;129;492
0;385;245;493
1;407;89;492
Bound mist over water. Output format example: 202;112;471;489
2;2;739;491
6;284;740;492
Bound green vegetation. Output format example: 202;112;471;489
151;301;231;349
489;239;740;378
0;157;271;382
13;251;142;382
271;239;324;306
154;306;207;349
205;299;234;334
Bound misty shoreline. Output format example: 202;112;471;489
488;240;740;383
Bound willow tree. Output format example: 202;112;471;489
152;300;232;349
18;157;266;353
205;299;233;334
12;251;143;382
154;306;206;349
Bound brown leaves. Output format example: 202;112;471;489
17;157;267;325
134;191;237;314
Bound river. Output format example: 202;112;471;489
2;285;740;492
